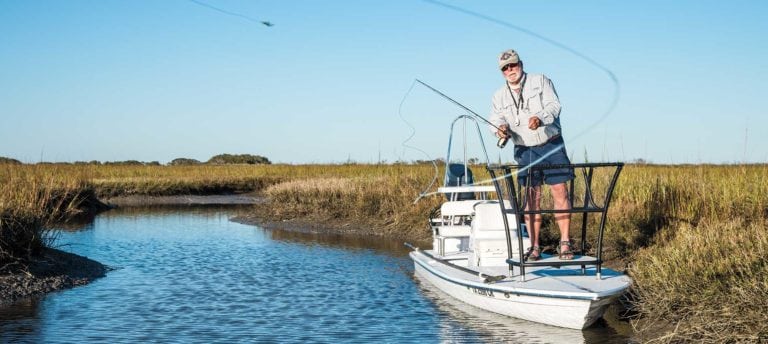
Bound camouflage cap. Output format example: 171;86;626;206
498;49;520;69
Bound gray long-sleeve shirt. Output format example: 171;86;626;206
489;73;562;147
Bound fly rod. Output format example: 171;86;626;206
415;79;511;148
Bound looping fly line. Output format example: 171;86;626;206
401;0;621;203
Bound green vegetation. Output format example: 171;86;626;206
169;158;202;166
0;157;22;165
207;154;271;165
1;152;271;167
0;162;766;341
102;160;161;166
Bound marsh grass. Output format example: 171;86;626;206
0;165;92;267
630;219;768;343
89;165;285;197
1;162;766;340
610;165;768;342
263;165;443;239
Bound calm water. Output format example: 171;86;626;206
0;206;633;343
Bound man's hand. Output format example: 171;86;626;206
528;117;541;130
496;124;510;138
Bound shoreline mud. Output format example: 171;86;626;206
0;248;108;306
230;198;433;247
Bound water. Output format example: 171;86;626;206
0;206;633;343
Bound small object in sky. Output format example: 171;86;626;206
187;0;272;28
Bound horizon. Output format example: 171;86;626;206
4;155;767;167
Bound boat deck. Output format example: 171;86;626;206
414;250;631;300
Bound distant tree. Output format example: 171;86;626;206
169;158;202;166
631;158;651;165
207;154;271;165
0;157;22;165
103;160;145;166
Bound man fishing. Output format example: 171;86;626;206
489;49;575;261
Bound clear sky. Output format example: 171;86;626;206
1;0;766;164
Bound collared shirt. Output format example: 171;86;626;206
489;73;562;147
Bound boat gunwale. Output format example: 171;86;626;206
410;250;629;301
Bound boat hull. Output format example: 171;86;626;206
411;251;623;330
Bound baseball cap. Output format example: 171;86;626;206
498;49;520;69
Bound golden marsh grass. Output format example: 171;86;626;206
0;165;92;265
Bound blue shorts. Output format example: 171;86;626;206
514;136;574;187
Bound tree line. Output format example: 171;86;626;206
0;154;271;166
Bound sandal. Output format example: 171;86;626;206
524;246;541;262
558;241;575;260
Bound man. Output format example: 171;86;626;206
489;49;575;261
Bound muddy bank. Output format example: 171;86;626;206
1;192;111;306
233;213;401;239
231;204;433;247
0;248;108;306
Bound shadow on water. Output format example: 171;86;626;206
0;298;43;339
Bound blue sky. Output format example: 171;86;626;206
1;0;766;164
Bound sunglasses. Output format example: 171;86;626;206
501;63;520;72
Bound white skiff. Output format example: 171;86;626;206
407;115;631;330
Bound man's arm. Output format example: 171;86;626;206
535;75;562;126
489;93;510;137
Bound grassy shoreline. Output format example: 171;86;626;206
1;163;766;342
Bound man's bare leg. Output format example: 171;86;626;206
550;182;572;258
525;186;543;259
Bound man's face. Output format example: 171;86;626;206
501;61;523;84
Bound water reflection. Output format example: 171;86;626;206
0;298;42;339
97;204;254;220
265;226;413;256
53;204;254;232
